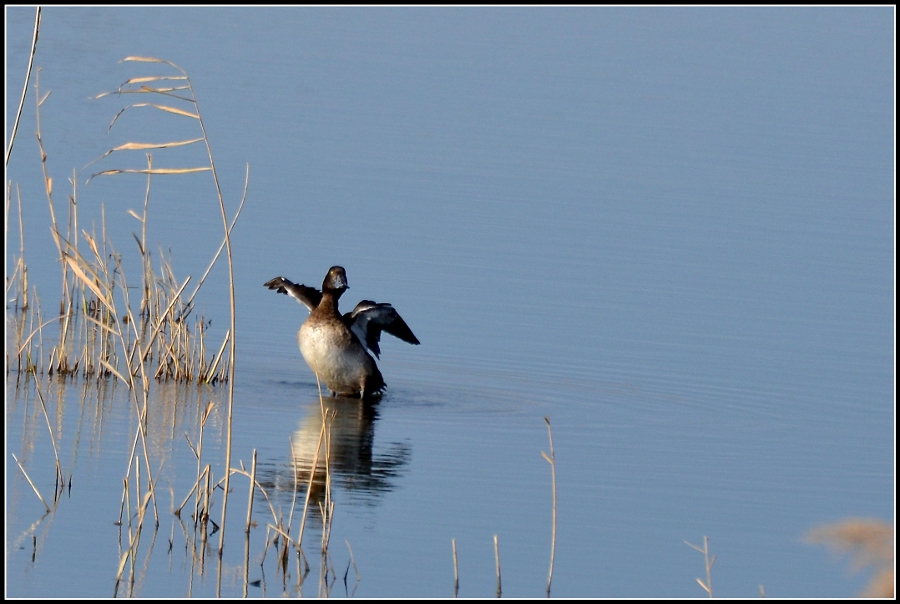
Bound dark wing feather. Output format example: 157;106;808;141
263;277;322;312
344;300;420;358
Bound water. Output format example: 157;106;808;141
5;6;894;598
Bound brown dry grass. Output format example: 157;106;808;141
807;518;894;598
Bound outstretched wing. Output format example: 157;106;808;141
263;276;322;312
345;300;420;358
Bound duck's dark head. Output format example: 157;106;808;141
322;266;349;295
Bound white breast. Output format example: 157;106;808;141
298;320;373;395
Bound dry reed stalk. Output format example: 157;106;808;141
344;540;360;587
93;55;245;555
296;367;330;554
156;53;247;558
13;58;237;386
296;419;327;552
10;56;247;579
33;380;64;499
4;182;9;273
452;538;459;597
201;464;213;534
174;464;209;518
307;368;338;598
118;477;129;526
494;534;502;598
15;315;67;368
10;183;29;311
34;74;76;376
11;453;51;513
114;489;153;586
138;155;152;316
266;522;298;549
320;440;335;556
30;291;46;374
227;464;279;530
203;329;230;384
112;280;161;528
6;6;40;167
135;455;142;526
67;171;80;342
542;416;557;597
685;535;715;597
181;165;249;318
53;192;182;539
193;402;214;527
242;510;252;599
245;449;257;534
285;435;302;546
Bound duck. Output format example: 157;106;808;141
264;266;420;398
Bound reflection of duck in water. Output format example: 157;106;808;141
291;396;410;508
264;266;420;398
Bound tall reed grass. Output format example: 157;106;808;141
6;52;254;596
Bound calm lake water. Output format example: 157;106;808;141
5;7;894;598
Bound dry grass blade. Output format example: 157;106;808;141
100;359;128;383
80;312;122;338
96;87;192;100
80;229;103;264
124;75;188;84
93;104;197;136
124;103;198;118
115;139;203;151
16;315;65;358
87;166;210;183
63;254;109;306
122;55;179;65
88;138;204;165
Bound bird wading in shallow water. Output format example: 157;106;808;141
264;266;420;398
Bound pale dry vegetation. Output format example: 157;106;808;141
807;518;894;598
